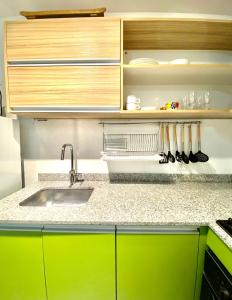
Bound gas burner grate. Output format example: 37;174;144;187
216;218;232;238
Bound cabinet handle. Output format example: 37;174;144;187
43;225;115;233
8;60;120;67
0;224;43;232
11;107;120;113
117;226;199;234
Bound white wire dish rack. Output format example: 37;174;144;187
101;122;160;161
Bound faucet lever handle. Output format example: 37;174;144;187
61;147;65;160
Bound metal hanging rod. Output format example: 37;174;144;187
100;121;201;125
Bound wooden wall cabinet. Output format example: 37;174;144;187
7;65;120;110
5;17;121;114
6;17;121;61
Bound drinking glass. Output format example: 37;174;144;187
182;95;189;109
196;92;204;109
189;91;196;109
204;91;211;110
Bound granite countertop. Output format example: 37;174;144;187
0;180;232;250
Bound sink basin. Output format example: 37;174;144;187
19;188;93;207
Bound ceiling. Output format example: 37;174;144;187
0;0;232;17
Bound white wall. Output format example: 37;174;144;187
20;118;232;179
20;119;103;159
0;117;22;198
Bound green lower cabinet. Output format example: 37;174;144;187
117;227;200;300
207;229;232;275
43;226;116;300
0;227;47;300
0;225;206;300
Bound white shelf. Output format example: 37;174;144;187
123;64;232;85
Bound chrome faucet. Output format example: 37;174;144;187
61;144;83;186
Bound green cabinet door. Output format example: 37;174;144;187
117;226;200;300
43;225;116;300
0;226;47;300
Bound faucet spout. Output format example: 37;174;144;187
61;144;74;171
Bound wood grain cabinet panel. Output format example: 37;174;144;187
6;17;120;61
123;19;232;50
8;66;120;109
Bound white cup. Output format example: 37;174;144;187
126;102;141;111
127;95;141;104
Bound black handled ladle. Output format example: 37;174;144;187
166;124;175;163
188;124;198;163
195;123;209;162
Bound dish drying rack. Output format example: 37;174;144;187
101;121;201;161
101;122;160;161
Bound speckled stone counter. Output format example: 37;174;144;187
0;180;232;250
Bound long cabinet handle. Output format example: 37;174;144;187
0;224;199;234
43;225;115;234
8;60;120;67
0;224;43;232
117;226;199;235
11;107;120;113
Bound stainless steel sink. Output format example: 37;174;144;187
19;188;93;207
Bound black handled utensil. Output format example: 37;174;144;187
181;124;189;164
159;123;168;164
195;123;209;162
188;124;198;163
174;124;182;162
166;124;175;163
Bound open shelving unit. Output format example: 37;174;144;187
121;17;232;119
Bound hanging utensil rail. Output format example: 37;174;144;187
100;121;201;125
